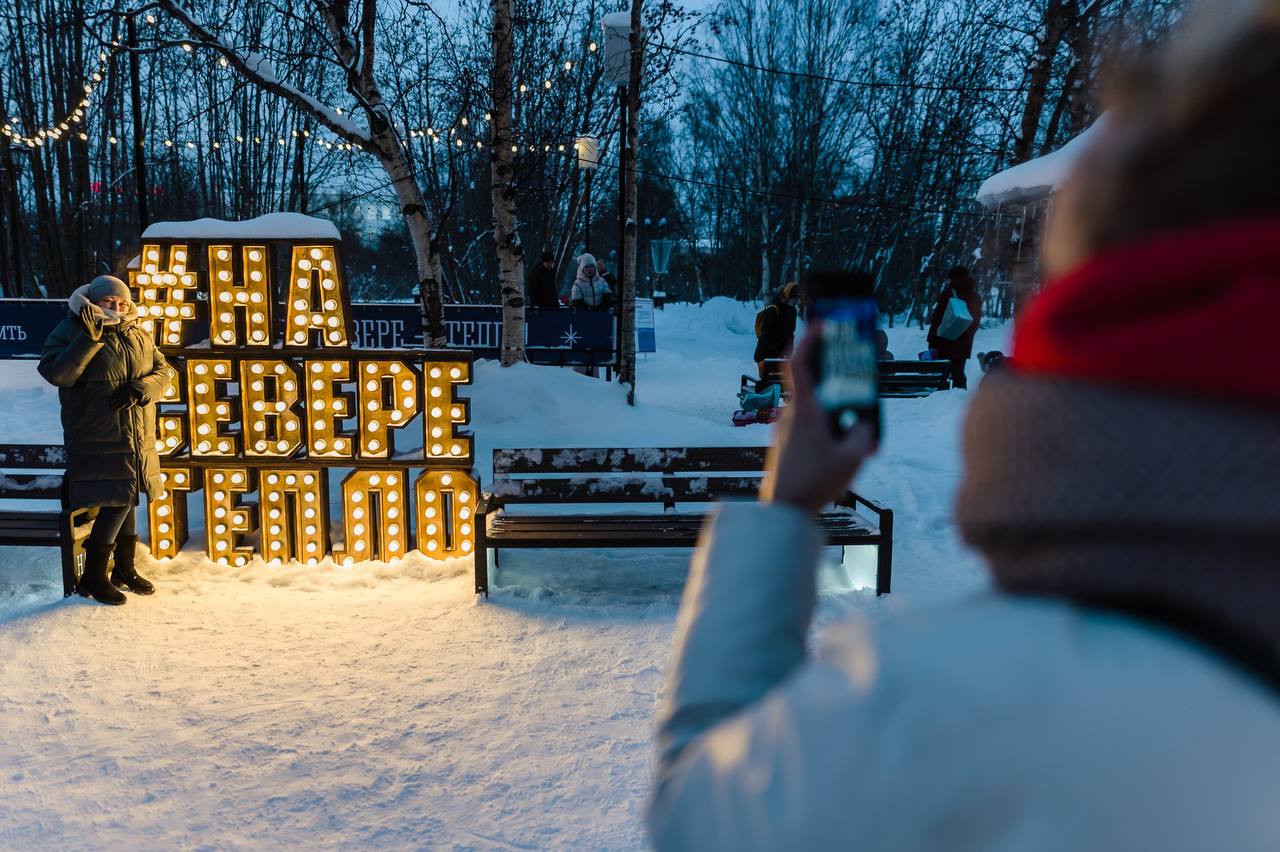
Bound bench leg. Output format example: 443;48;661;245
58;507;97;598
875;509;894;596
474;526;490;598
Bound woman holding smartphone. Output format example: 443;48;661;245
648;1;1280;847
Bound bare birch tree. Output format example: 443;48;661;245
157;0;450;344
618;0;643;405
490;0;525;365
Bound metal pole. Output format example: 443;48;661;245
128;15;149;230
583;170;592;252
617;84;628;377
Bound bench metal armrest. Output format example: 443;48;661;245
836;490;894;596
836;490;887;519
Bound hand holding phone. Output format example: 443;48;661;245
760;327;877;515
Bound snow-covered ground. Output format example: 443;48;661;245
0;299;1008;849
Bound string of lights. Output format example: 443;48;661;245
1;46;123;147
305;144;991;221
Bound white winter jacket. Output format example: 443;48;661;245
648;503;1280;851
571;254;611;308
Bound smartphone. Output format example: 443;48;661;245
802;271;881;440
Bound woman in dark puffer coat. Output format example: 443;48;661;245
39;275;173;605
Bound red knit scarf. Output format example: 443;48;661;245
1013;219;1280;406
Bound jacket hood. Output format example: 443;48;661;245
68;282;133;326
575;254;599;284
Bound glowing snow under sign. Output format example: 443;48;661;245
129;229;477;566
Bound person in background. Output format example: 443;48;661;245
648;1;1280;848
874;328;894;362
596;259;617;288
39;275;173;605
925;265;982;389
752;281;800;379
526;250;560;310
571;253;613;309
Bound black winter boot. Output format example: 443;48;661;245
110;534;154;595
78;541;127;605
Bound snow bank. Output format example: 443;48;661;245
976;116;1107;209
142;212;341;241
0;298;1004;848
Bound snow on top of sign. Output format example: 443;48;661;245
142;213;341;240
976;116;1108;209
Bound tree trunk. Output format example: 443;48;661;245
159;0;448;345
491;0;525;367
618;0;644;406
1013;0;1070;164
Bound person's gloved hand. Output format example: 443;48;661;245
108;383;145;411
79;305;105;341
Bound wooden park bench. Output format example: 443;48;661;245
474;446;893;598
0;443;100;596
741;358;951;400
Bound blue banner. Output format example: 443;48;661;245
0;299;616;366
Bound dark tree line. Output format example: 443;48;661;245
2;0;1179;325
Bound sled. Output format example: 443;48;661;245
731;408;781;427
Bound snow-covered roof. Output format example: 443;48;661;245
976;117;1107;210
141;212;341;241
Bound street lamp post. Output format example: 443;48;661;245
575;135;599;252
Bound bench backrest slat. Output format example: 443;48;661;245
0;444;66;469
493;447;768;475
492;474;763;505
0;473;64;501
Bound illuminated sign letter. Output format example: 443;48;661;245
423;361;472;461
414;470;478;558
284;245;350;347
130;243;198;347
259;470;329;563
187;359;240;456
148;468;198;559
204;468;256;565
357;360;419;459
303;360;355;458
208;245;273;345
241;360;303;457
334;469;409;564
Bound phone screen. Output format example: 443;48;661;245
803;272;881;438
